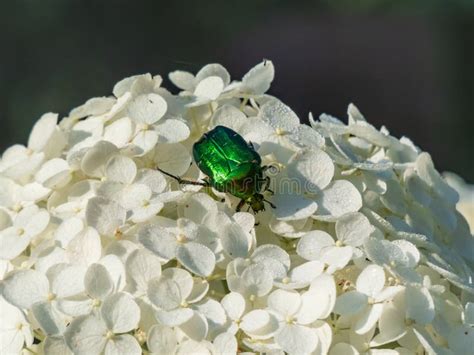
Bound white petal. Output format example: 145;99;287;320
392;240;420;268
126;249;162;294
213;332;238;354
66;227;102;267
98;255;127;292
54;217;84;248
371;304;407;346
0;329;25;354
127;93;167;124
194;299;227;336
176;340;212;355
0;227;32;260
28;112;58;152
32;301;66;335
132;130;158;155
101;292;140;333
287;260;324;287
240;309;278;338
69;97;116;119
179;311;208;341
268;289;302;317
465;302;474;325
448;324;474;355
135;169;167;193
155;308;194;326
320;246;353;271
35;158;72;189
221;223;251;258
112;74;151;97
297;230;334;261
43;336;73;355
251;245;291;271
275;324;318;355
356;265;385;297
138;223;177;260
155;119;190;144
210;105;247;132
177;242;215;277
147;277;181;310
49;264;86;298
104;334;141;355
86;197;126;236
329;343;359;355
314;180;362;219
288;148;335;192
2;269;49;309
147;325;178;354
272;191;318;221
241;60;274;95
354;303;384;334
169;70;195;91
182;193;218;224
81;141;118;178
221;292;246;321
118;183;152;209
241;264;273;297
162;268;194;300
304;274;337;320
103;117;133;148
105;155;137;184
335;212;373;247
416;152;458;204
154;143;192;176
363;237;408;267
334;291;368;316
85;263;114;300
194;76;224;100
196;63;231;86
405;286;435;325
64;315;107;355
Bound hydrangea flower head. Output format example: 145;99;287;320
0;60;472;354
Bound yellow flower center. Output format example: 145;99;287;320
176;234;187;243
275;127;286;136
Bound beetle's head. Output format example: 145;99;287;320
249;193;266;213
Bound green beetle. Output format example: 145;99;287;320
157;125;275;213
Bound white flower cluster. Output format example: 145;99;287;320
0;61;473;355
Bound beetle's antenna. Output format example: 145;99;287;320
157;167;208;187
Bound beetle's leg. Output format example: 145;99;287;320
263;199;276;209
236;199;246;212
261;176;274;195
157;168;208;186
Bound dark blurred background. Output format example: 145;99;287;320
0;0;473;180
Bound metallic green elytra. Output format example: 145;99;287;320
158;125;275;213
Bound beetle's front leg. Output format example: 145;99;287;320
157;168;208;186
236;199;246;212
262;176;274;195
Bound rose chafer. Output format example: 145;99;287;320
158;125;275;213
